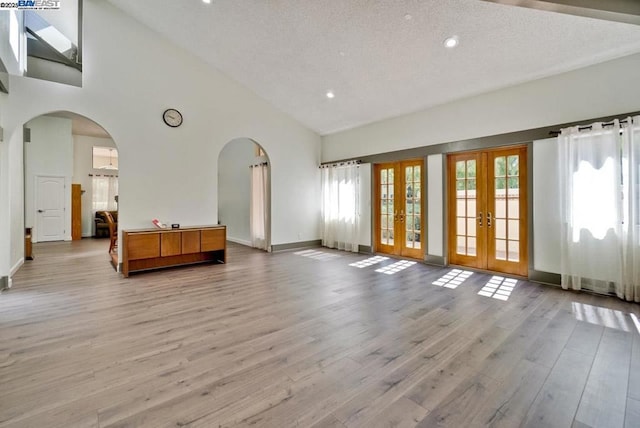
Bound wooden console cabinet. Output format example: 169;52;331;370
121;225;226;277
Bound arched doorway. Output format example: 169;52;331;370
218;138;271;251
23;111;118;249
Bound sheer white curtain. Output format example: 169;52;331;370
321;163;360;252
250;163;269;251
92;175;118;211
558;117;640;301
622;117;640;302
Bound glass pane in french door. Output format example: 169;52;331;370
493;154;520;262
404;164;421;249
379;166;395;247
455;158;477;257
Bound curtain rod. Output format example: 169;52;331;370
549;117;633;136
88;173;118;177
250;162;268;167
319;160;362;169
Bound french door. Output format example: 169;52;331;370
375;160;424;259
448;146;528;276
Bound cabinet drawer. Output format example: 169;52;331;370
127;234;160;260
201;229;225;251
161;232;181;257
181;230;201;254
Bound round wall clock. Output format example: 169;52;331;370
162;108;183;127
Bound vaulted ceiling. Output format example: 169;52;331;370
106;0;640;135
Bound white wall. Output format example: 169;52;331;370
8;124;23;275
72;134;117;237
0;92;8;281
24;116;73;242
322;53;640;162
533;138;561;273
218;138;255;245
427;154;444;259
0;0;321;279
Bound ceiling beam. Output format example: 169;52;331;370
480;0;640;26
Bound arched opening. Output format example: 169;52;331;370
23;111;118;259
217;138;271;251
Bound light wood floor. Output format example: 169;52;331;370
1;239;639;428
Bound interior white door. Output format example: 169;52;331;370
36;176;66;242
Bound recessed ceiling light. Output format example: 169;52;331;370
202;0;211;3
444;36;459;48
326;90;335;99
339;51;346;57
404;14;413;20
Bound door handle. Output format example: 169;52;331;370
399;210;405;222
394;210;398;222
487;212;492;228
38;210;44;213
477;212;483;226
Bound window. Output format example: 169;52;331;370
92;175;118;211
93;146;118;170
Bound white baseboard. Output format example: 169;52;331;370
10;257;24;277
227;237;252;247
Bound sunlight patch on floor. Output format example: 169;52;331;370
349;256;389;268
375;260;416;275
631;314;640;335
293;249;341;260
572;302;637;332
478;276;517;301
432;269;473;289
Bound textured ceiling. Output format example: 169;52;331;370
106;0;640;135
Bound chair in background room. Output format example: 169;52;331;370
104;211;118;254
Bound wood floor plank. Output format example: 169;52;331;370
1;239;638;428
626;398;640;428
564;320;604;357
524;308;578;368
467;359;550;427
523;348;593;428
414;373;498;427
629;329;640;401
574;327;633;428
365;397;429;428
476;303;554;383
404;325;511;410
310;414;347;428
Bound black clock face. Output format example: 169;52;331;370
163;109;183;127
